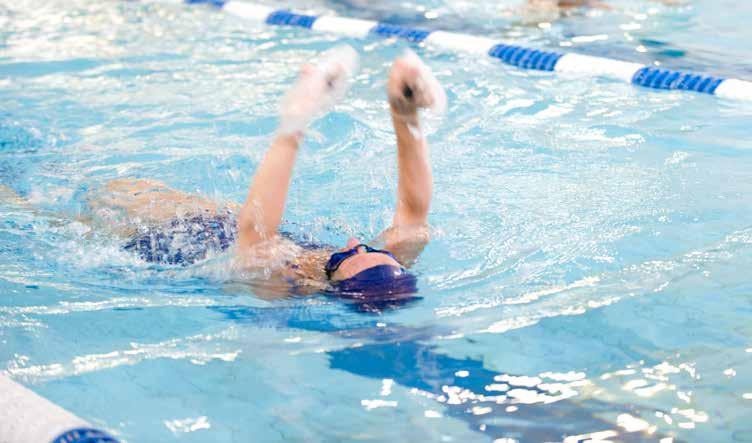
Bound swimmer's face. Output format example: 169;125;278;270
330;237;401;281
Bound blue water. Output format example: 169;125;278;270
2;0;752;442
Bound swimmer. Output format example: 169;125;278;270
235;46;442;297
520;0;686;23
79;46;445;297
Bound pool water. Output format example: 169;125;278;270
1;0;752;441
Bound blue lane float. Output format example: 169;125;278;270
52;428;119;443
488;44;563;72
152;1;752;100
631;66;724;93
371;23;432;43
265;10;317;28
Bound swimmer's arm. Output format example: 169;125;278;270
378;108;432;266
237;133;301;249
391;110;432;228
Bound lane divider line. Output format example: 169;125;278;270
0;374;120;443
146;0;752;100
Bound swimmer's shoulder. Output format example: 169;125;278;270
376;223;430;268
234;235;332;282
293;247;332;282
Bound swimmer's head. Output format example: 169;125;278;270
333;265;418;298
326;238;417;296
326;238;400;279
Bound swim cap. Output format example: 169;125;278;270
332;264;418;298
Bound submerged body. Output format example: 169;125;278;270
85;177;422;295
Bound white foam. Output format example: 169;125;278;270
360;399;398;410
164;416;211;434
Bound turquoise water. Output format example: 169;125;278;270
1;0;752;441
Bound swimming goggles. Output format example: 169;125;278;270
325;244;399;279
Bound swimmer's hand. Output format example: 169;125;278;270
387;50;446;124
278;45;359;135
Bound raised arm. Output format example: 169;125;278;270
379;52;445;264
237;46;358;251
390;100;432;227
237;133;301;249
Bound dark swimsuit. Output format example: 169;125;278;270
123;214;326;265
123;213;237;265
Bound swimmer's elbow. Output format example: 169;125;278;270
385;220;430;245
395;201;430;227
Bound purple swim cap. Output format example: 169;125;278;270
332;265;418;298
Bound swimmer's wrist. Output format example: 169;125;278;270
389;103;420;125
390;106;420;126
274;131;303;147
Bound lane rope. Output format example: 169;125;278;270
0;374;120;443
155;0;752;101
